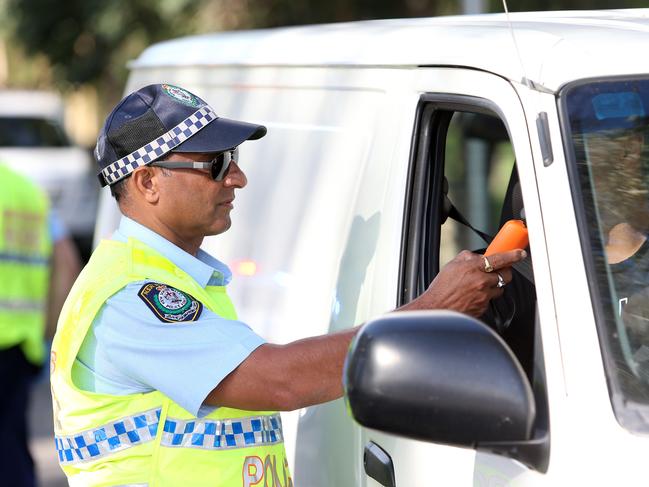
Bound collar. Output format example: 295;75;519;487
113;216;231;288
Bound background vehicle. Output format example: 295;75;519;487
0;90;98;259
95;9;649;486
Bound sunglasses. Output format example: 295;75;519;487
151;148;239;181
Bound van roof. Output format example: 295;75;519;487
132;9;649;92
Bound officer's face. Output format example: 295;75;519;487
155;151;247;238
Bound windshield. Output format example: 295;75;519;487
564;78;649;425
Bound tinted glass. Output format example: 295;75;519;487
564;78;649;421
0;117;69;147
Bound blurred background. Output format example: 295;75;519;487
0;0;641;485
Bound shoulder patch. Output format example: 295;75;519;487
138;282;203;323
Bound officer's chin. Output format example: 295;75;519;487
206;217;232;236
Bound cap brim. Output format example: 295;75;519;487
171;116;266;154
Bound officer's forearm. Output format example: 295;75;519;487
278;327;361;408
205;327;360;411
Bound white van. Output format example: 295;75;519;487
95;9;649;486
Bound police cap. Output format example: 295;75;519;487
94;83;266;187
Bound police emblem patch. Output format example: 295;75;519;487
161;84;201;108
138;282;203;323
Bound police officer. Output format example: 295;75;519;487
50;84;524;486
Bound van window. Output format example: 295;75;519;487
0;117;70;147
440;112;539;371
401;101;538;375
396;94;550;467
400;97;546;437
564;78;649;426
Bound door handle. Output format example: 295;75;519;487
364;441;396;487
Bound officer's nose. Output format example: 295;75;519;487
223;162;247;189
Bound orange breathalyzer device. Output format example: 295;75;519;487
485;220;528;256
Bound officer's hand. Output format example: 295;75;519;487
401;249;526;318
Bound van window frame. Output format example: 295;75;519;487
399;93;550;471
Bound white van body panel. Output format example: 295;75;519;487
131;10;649;91
92;9;649;486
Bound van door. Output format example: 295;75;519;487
358;68;557;487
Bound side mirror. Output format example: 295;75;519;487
344;311;535;446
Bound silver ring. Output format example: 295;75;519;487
496;273;506;288
483;256;494;273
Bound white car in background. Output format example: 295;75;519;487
0;90;98;258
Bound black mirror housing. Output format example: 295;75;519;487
344;311;535;446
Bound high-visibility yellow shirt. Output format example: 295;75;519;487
51;236;291;486
71;216;266;416
0;163;51;364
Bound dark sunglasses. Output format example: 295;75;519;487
151;148;239;181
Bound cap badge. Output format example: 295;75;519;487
162;84;201;108
138;282;203;323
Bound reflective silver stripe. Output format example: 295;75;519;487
56;408;161;465
0;252;49;265
161;413;284;450
56;410;283;465
0;299;45;312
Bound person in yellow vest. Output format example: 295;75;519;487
0;163;81;487
50;84;524;487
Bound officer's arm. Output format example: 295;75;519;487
205;328;358;411
205;249;525;411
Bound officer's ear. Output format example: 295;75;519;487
130;166;160;205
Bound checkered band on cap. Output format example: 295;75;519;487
100;105;218;186
55;409;284;465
